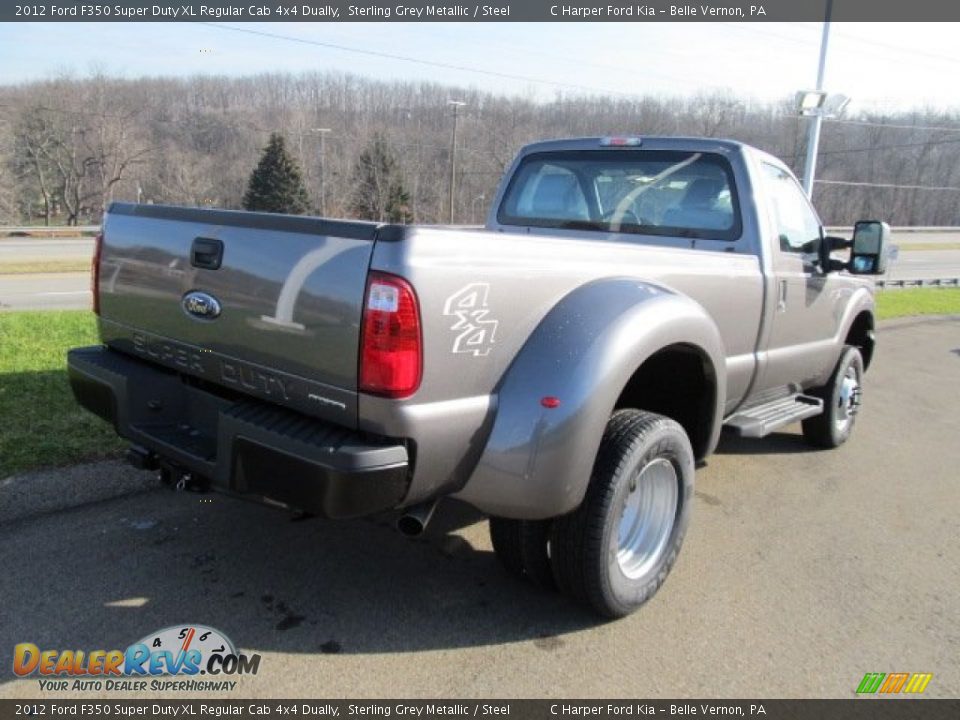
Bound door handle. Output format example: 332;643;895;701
191;237;223;270
777;279;788;312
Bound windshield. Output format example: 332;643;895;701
497;150;742;241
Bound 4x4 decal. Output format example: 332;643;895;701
443;283;499;356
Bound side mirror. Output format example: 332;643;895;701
849;220;890;275
817;234;851;273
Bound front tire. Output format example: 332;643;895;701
802;346;864;449
550;409;694;618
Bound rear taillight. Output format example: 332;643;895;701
359;272;422;398
91;231;103;316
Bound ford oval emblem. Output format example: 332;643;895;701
181;290;222;320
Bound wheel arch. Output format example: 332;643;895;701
844;310;875;371
614;342;719;461
454;278;725;519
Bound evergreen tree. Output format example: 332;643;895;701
386;182;413;225
242;133;310;214
349;134;413;223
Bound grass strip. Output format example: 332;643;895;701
0;310;124;477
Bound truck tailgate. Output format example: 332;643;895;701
97;203;380;427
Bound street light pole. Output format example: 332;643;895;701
448;101;466;224
801;0;834;197
311;127;332;216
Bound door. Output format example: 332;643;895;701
757;162;843;392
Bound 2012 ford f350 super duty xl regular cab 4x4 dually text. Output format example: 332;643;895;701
68;136;891;617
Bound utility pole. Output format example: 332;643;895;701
448;101;466;224
398;107;422;222
801;0;833;197
471;194;486;224
312;127;331;216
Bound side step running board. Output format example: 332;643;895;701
723;394;823;438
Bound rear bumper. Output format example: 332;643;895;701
67;346;410;518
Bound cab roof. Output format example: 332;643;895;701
517;136;753;157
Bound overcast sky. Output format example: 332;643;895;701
2;22;959;113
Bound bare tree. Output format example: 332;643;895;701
14;112;58;225
3;70;960;226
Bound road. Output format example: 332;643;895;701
0;273;90;311
888;249;960;281
898;231;960;245
1;317;957;698
0;237;94;263
2;236;959;312
827;228;960;247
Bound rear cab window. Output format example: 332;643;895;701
497;150;742;242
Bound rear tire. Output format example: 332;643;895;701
802;346;864;449
489;516;524;578
489;517;555;589
550;409;694;618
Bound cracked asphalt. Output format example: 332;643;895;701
1;317;958;698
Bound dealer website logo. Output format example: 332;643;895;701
856;672;933;695
13;625;261;692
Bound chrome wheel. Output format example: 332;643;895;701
616;457;679;580
835;366;861;434
551;410;694;617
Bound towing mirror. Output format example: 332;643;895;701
818;234;851;273
849;221;891;275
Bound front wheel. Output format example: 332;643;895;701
550;409;694;618
802;346;864;449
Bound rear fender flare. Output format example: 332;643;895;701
455;278;725;519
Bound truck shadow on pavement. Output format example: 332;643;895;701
714;430;816;455
0;488;598;665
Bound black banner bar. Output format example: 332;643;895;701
4;0;960;23
1;700;959;720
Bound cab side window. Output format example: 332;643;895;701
761;163;822;256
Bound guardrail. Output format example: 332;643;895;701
0;225;100;237
876;277;960;289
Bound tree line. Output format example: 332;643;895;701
1;70;958;227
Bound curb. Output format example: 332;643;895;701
0;459;158;525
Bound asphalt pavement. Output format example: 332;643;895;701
0;273;90;311
0;317;957;698
0;237;94;263
888;249;960;281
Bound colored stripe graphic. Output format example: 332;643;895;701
880;673;909;693
857;672;933;694
903;673;934;694
856;673;885;694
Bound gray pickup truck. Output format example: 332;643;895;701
68;136;890;617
